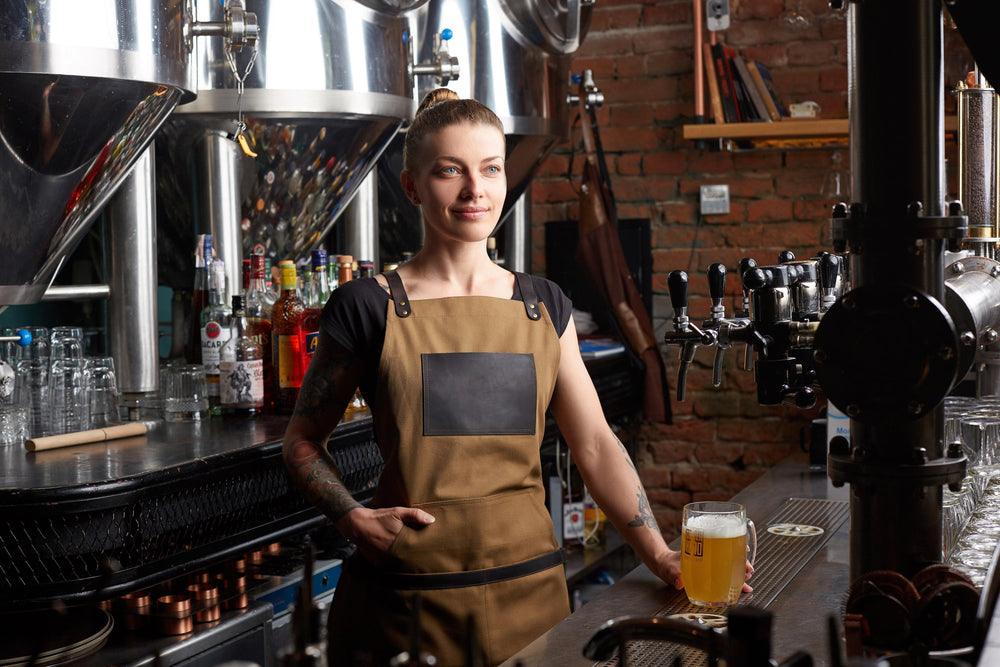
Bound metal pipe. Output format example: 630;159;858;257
502;187;532;273
107;146;160;406
693;0;705;120
840;0;948;580
342;172;380;269
40;285;112;301
195;132;244;300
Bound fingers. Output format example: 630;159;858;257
396;507;436;525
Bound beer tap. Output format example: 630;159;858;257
666;270;718;401
738;258;756;371
705;263;752;388
818;252;842;313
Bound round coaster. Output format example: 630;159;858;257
767;523;825;537
666;613;728;629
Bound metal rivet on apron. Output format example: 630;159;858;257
402;310;409;315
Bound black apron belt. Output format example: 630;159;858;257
349;549;567;591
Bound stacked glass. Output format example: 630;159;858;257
944;395;1000;586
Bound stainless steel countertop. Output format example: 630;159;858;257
503;456;853;666
0;412;371;493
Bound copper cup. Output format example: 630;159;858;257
187;582;221;623
120;591;152;632
223;574;249;610
157;594;193;635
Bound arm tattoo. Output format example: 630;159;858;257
286;439;362;521
615;436;637;471
627;485;659;529
293;338;358;423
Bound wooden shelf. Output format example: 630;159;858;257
683;116;959;143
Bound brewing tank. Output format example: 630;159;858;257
0;1;196;305
156;0;420;290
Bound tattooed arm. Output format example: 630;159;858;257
282;330;434;561
549;317;683;589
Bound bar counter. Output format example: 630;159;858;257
505;455;1000;667
0;412;380;609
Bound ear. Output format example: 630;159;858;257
400;170;420;205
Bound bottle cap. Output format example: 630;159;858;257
337;254;354;265
279;261;298;289
251;254;266;279
231;295;245;313
311;249;328;270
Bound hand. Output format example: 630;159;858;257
743;558;755;593
650;548;684;590
335;506;436;563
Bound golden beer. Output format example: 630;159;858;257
681;503;755;606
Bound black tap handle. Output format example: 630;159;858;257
778;250;796;263
738;258;757;290
668;270;689;311
743;267;768;290
820;253;840;289
708;263;727;301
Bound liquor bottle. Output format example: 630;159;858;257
334;256;366;415
185;234;213;363
272;260;305;414
487;237;498;263
200;258;232;415
241;259;251;296
357;259;374;280
246;255;276;410
299;250;329;373
219;295;264;418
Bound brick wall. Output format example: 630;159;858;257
530;0;973;538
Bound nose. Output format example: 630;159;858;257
461;171;485;199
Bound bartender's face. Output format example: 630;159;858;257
402;121;506;243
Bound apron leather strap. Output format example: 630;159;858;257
350;549;566;591
384;270;411;318
514;272;542;321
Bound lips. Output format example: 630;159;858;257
453;207;490;219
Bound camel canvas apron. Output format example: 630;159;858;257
327;271;570;666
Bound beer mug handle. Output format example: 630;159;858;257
747;519;757;567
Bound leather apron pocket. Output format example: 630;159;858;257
422;352;536;436
386;488;558;573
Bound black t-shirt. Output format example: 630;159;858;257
320;275;573;401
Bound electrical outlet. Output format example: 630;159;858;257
706;0;730;31
700;184;730;215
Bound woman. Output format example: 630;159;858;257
283;89;713;666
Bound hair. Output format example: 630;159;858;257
402;88;505;173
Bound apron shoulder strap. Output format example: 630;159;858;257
384;270;412;318
514;272;541;321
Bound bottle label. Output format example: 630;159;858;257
219;359;264;408
201;322;232;372
276;334;302;388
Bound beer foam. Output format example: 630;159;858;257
685;513;745;539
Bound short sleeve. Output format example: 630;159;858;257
320;278;390;359
526;275;573;337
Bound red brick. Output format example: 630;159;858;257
617;153;642;175
644;151;687;175
638;464;673;488
673;467;713;491
775;173;826;199
578;32;638;57
642;3;693;27
614;54;649;79
743;442;798;466
655;200;698;224
598;125;662;152
820;68;848;92
788;42;836;67
772;68;822;95
746;198;794;222
611;103;657;127
740;45;789;68
589;6;643;32
648;439;696;464
736;1;784;20
694;441;746;464
647;488;693;511
687;151;735;174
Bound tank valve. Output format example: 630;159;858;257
411;29;461;86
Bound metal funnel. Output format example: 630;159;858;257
0;1;195;305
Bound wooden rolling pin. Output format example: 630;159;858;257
26;422;149;452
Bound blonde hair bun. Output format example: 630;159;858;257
415;88;461;117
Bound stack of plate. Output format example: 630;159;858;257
0;607;112;666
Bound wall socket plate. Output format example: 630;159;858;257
706;0;730;31
700;184;731;215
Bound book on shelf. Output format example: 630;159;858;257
746;60;787;119
579;337;627;359
731;55;772;122
709;42;741;123
728;55;763;122
702;43;724;124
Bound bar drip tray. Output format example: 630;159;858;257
601;497;849;667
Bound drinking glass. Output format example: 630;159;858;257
163;365;209;421
960;416;1000;467
0;358;28;447
15;327;49;438
681;501;756;606
87;357;121;428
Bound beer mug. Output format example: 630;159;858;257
681;501;757;606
